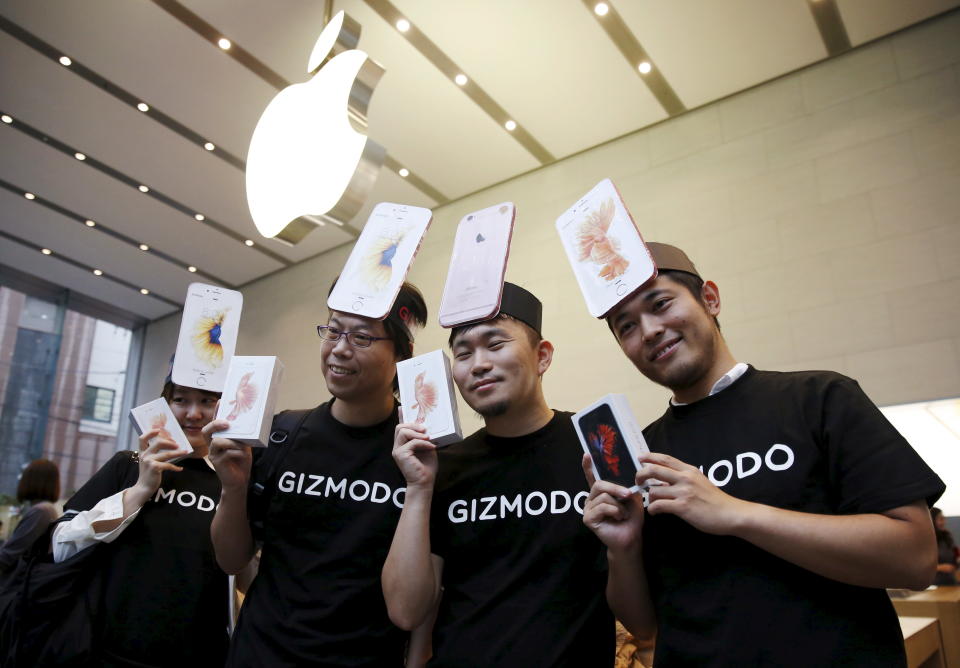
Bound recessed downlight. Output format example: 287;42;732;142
454;74;468;86
59;56;72;66
41;248;52;255
137;102;150;112
218;37;231;50
93;269;103;276
74;152;86;161
1;115;12;124
594;3;609;16
194;213;205;221
138;243;149;251
398;168;410;178
396;18;410;32
140;288;150;295
85;219;96;227
244;239;255;247
24;192;36;200
504;120;517;131
138;185;149;193
203;142;215;151
188;266;197;273
638;61;652;74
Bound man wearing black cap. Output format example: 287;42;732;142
584;243;945;666
382;282;613;667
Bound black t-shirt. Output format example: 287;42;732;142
228;401;407;667
641;367;945;667
428;411;614;668
63;452;228;667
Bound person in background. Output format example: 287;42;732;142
932;507;958;585
208;281;430;667
585;242;945;666
52;377;234;668
0;459;60;580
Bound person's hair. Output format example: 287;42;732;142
660;270;721;332
384;282;428;362
17;459;60;503
448;312;541;349
160;381;222;402
933;507;944;520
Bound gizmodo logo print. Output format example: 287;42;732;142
701;443;795;487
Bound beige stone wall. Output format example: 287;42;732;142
138;12;960;433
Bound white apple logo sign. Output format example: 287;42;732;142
246;11;386;245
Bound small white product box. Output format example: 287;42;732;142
397;349;463;448
129;398;194;458
215;356;285;447
555;178;657;319
571;394;650;492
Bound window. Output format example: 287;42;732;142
83;386;116;423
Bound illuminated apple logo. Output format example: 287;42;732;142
246;11;386;245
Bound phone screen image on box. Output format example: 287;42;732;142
578;403;638;487
224;370;261;432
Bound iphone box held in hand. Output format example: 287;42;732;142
129;398;194;457
555;179;656;319
397;350;462;448
328;203;433;320
572;394;650;492
215;356;285;447
172;283;243;392
438;202;516;328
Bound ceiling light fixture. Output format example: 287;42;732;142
140;288;150;295
93;269;103;276
41;248;52;255
244;239;255;247
138;243;149;251
203;142;215;151
218;37;232;50
138;185;149;193
454;74;468;86
187;266;197;273
1;115;12;124
504;120;517;131
137;102;149;112
396;18;410;32
85;219;96;227
24;192;36;200
594;3;609;16
638;61;652;74
194;213;205;221
59;56;72;66
398;168;409;177
74;152;86;161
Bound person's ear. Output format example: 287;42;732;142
701;281;721;317
536;339;554;377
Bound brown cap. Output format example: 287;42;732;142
647;242;700;279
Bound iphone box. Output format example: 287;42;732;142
572;394;650;493
328;203;433;320
438;202;515;328
129;398;194;458
555;179;657;319
172;283;243;392
215;356;285;447
396;349;463;448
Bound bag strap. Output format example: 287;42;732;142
249;408;312;537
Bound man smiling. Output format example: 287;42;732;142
584;242;945;666
382;283;613;667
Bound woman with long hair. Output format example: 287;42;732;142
0;459;60;580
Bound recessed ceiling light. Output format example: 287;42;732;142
594;3;609;16
138;185;149;193
137;102;149;112
74;152;86;161
218;37;231;50
59;56;72;66
85;219;96;227
398;168;409;178
140;288;150;295
396;18;410;32
188;265;197;273
454;73;468;86
504;120;517;131
244;239;255;247
203;141;215;151
194;213;205;221
24;192;36;200
41;248;52;255
1;115;12;124
93;269;103;276
138;243;149;251
638;61;652;74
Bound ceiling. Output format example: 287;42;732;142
1;0;957;324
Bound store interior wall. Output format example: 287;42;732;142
135;12;960;441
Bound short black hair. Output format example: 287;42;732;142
448;313;541;349
384;282;428;362
659;270;720;332
17;459;60;503
161;381;222;402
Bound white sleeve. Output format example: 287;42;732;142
51;490;144;563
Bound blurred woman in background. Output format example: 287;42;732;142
932;507;959;586
0;459;60;581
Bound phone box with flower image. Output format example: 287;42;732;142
215;356;285;447
397;349;462;448
129;398;194;458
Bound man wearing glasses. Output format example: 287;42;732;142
207;282;430;667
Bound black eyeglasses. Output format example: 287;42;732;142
316;325;390;348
